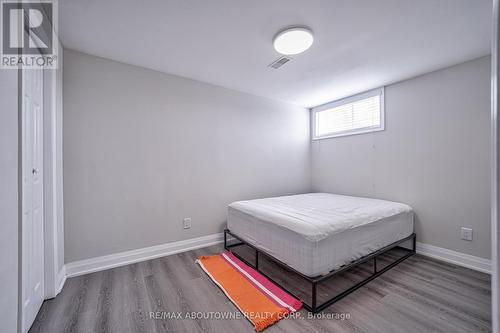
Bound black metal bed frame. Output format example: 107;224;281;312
224;229;416;313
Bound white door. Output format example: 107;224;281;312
21;67;45;333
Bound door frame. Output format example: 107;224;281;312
42;48;65;299
492;1;499;333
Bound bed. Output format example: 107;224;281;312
224;192;416;312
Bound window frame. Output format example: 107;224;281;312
311;87;385;140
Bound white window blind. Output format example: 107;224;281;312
312;88;385;139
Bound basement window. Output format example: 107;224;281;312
312;87;385;140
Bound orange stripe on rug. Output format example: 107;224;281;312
196;253;301;332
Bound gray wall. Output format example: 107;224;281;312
312;56;491;259
64;50;490;262
63;49;311;262
0;71;19;333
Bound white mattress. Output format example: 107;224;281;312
227;193;414;277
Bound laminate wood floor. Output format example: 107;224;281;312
30;244;491;333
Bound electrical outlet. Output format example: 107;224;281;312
183;217;191;229
460;227;473;241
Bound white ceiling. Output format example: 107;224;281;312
59;0;492;108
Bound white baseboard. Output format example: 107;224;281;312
60;234;490;292
55;266;66;295
65;233;224;278
416;242;491;274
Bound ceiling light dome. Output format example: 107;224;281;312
273;27;314;55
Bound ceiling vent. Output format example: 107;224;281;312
268;56;292;69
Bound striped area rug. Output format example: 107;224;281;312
196;251;302;331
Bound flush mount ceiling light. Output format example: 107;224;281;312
273;27;314;55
